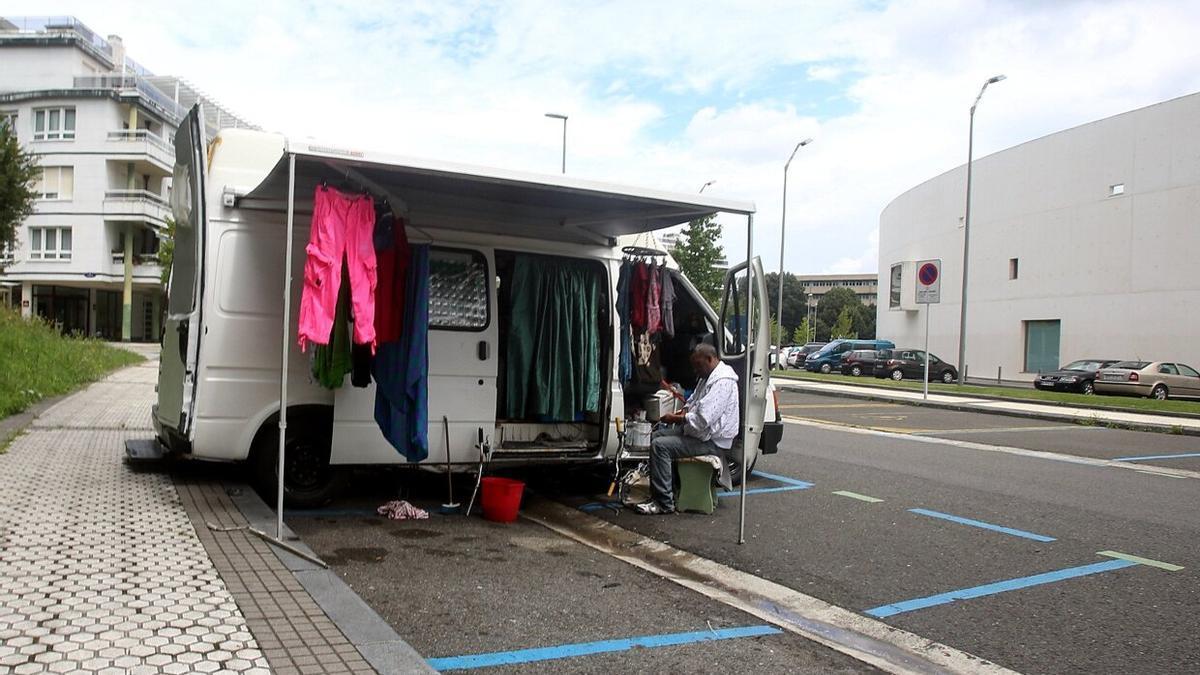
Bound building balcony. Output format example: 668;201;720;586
106;130;173;173
102;189;170;228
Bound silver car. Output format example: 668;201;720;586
1094;361;1200;400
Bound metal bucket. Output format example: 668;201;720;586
626;421;653;450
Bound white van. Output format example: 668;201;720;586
151;106;781;506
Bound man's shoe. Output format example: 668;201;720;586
633;501;674;515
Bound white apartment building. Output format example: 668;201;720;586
797;274;878;306
0;16;253;340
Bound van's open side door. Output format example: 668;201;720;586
155;105;207;442
715;257;770;467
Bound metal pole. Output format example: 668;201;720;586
923;304;930;400
957;76;1004;386
561;117;567;174
776;140;809;370
738;213;753;545
276;152;296;540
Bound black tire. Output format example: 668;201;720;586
252;411;346;508
941;370;955;384
1151;384;1169;401
820;363;832;374
850;365;863;377
1080;381;1095;395
890;369;903;381
727;448;759;488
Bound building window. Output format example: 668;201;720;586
1009;258;1019;280
35;167;74;200
1023;320;1060;373
33;107;76;141
29;227;73;261
1109;183;1125;197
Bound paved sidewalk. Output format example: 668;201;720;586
0;350;398;674
777;378;1200;435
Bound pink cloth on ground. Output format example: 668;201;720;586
297;186;378;351
376;500;429;520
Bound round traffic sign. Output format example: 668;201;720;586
918;262;939;286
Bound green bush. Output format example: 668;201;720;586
0;308;143;419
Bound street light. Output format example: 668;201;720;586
956;74;1005;385
699;180;716;193
777;138;813;369
544;113;567;174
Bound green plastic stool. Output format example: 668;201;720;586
675;458;719;514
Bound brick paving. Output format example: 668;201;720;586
0;349;382;674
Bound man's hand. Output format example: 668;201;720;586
660;412;686;425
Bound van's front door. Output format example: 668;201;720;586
716;256;770;470
155;105;207;446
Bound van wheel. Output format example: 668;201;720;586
890;369;904;381
1151;384;1169;401
253;414;345;509
727;451;759;487
820;363;832;374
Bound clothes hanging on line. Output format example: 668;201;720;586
615;260;634;386
297;185;378;351
646;263;662;334
310;261;354;388
373;206;411;344
629;261;649;331
660;264;676;339
374;244;430;463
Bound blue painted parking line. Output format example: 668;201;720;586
719;470;814;499
751;470;815;488
1112;452;1200;462
864;558;1138;618
908;508;1057;542
427;624;782;670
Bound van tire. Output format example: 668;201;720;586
251;410;345;509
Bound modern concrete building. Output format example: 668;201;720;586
0;16;253;340
878;92;1200;381
797;273;877;306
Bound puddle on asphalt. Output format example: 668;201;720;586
389;528;443;539
324;547;389;564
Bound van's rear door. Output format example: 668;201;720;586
155;105;207;442
716;256;770;465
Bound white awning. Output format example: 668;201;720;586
239;140;755;246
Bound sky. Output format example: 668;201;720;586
6;0;1200;274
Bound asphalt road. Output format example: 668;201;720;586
286;474;875;674
578;391;1200;674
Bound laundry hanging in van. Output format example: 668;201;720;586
297;185;378;352
373;205;411;344
310;260;354;388
615;260;634;385
504;255;601;421
373;244;430;463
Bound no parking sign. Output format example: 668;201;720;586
916;259;941;304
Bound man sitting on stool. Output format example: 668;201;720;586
635;343;739;515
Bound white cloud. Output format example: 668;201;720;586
8;0;1200;278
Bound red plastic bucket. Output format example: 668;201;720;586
480;477;525;523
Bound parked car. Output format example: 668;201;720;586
1094;361;1200;400
1034;359;1121;395
806;339;895;374
873;349;958;383
788;342;826;367
840;350;881;376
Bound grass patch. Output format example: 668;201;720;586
774;369;1200;416
0;308;144;420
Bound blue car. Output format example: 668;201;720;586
805;339;896;374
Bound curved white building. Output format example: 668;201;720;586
877;92;1200;382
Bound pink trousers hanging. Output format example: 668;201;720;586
297;186;377;351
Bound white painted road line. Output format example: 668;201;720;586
783;416;1200;481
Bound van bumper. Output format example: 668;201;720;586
759;421;783;455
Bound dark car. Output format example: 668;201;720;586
1034;359;1120;395
840;350;880;376
873;349;958;383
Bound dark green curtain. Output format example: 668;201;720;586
505;255;601;421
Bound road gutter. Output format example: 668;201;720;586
523;497;1016;675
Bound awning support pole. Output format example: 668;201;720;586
277;152;296;540
738;212;753;545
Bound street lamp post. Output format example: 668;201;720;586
777;138;813;369
699;180;716;193
545;113;567;173
956;75;1005;386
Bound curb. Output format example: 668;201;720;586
773;373;1200;421
776;382;1199;437
225;484;436;675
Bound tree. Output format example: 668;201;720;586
763;272;807;339
814;286;878;341
851;303;876;339
671;215;726;308
0;119;39;270
157;217;176;286
792;318;811;345
829;306;857;339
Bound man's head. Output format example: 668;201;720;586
689;343;720;378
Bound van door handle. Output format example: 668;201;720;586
477;341;489;361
